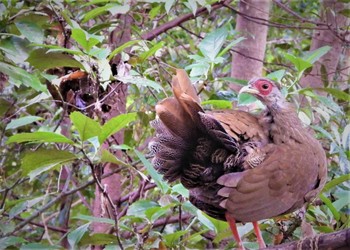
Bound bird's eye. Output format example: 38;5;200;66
262;83;269;90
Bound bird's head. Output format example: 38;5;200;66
239;78;286;111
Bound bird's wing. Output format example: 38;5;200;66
217;142;325;222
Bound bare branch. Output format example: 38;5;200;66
141;0;232;41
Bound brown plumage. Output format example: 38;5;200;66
149;69;327;249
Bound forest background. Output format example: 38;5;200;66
0;0;349;249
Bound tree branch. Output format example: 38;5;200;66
265;228;350;250
141;0;232;41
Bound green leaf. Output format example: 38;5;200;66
6;116;43;130
15;20;44;44
201;100;232;109
0;36;30;64
196;210;215;231
322;174;350;193
187;62;210;77
199;26;228;62
9;196;45;219
0;237;27;249
145;205;171;223
185;0;197;16
73;214;114;225
149;4;162;19
70;111;102;142
108;40;140;60
7;131;74;145
319;194;340;221
338;9;350;17
80;233;119;246
71;28;103;52
31;44;84;56
134;149;169;193
21;243;62;250
238;93;258;105
27;48;84;71
171;183;189;198
217;36;245;58
285;53;313;73
99;113;137;144
139;41;164;62
127;200;159;218
100;149;128;166
82;5;114;23
303;46;331;64
21;149;77;181
0;62;46;92
163;230;188;247
315;88;350;101
67;223;90;249
267;69;286;82
117;75;163;92
165;0;175;13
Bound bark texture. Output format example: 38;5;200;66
91;14;132;241
230;0;270;91
300;0;349;88
265;228;350;250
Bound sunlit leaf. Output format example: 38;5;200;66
99;113;137;144
217;36;245;58
108;40;140;60
27;48;84;70
15;20;44;44
315;88;350;101
0;62;46;92
80;233;119;246
67;223;90;249
139;41;165;62
303;46;331;64
127;200;159;218
117;75;163;92
70;111;102;142
319;194;340;220
100;149;128;166
7;131;74;145
171;183;189;198
267;70;286;82
322;174;350;192
6;116;43;130
285;53;313;73
134;149;170;193
199;26;228;62
201;100;232;109
21;149;77;181
163;230;187;247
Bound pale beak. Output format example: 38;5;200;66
239;85;259;95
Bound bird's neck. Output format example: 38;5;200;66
268;104;309;144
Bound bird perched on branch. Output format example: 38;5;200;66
149;69;327;249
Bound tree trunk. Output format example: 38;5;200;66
230;0;270;92
300;0;349;89
91;14;132;246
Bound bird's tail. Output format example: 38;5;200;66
149;69;203;182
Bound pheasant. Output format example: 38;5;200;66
149;69;327;249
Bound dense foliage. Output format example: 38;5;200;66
0;0;349;249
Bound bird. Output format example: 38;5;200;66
149;69;327;249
